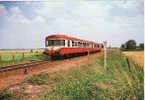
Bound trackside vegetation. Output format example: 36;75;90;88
41;51;143;100
25;72;50;85
0;91;12;100
0;50;143;100
0;52;48;66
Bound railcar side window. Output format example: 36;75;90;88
72;41;75;47
75;42;78;47
95;44;98;48
68;40;70;47
101;44;104;48
94;44;96;48
78;42;82;47
86;43;89;48
83;43;87;47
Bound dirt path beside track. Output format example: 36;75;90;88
0;53;103;91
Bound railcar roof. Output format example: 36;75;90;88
46;34;100;45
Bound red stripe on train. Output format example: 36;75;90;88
45;48;102;56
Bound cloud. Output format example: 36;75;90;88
109;0;144;17
0;4;7;15
10;6;21;14
0;1;144;49
72;4;109;17
0;5;49;49
0;4;8;28
33;16;46;23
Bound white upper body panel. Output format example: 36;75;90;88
45;38;101;50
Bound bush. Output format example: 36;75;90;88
25;72;49;85
0;92;12;100
139;43;144;50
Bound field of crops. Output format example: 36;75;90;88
0;50;47;66
1;50;143;100
0;49;44;53
122;51;144;67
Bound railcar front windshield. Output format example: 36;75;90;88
46;40;65;46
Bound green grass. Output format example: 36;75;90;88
0;91;12;100
1;50;143;100
25;71;65;85
41;51;144;100
0;52;49;66
25;72;50;85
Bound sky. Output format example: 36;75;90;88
0;0;144;49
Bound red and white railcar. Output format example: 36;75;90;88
44;35;103;56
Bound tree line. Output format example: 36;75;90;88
120;40;144;51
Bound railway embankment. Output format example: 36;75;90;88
0;53;99;91
0;50;143;100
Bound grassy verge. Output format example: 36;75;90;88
0;50;143;100
41;51;144;100
0;52;49;66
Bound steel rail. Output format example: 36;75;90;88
0;60;49;73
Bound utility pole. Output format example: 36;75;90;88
22;52;24;61
104;41;107;70
88;48;90;65
0;55;1;64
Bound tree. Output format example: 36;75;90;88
139;43;144;50
120;44;125;50
125;40;136;50
121;44;125;48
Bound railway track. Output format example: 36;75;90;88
0;60;50;73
